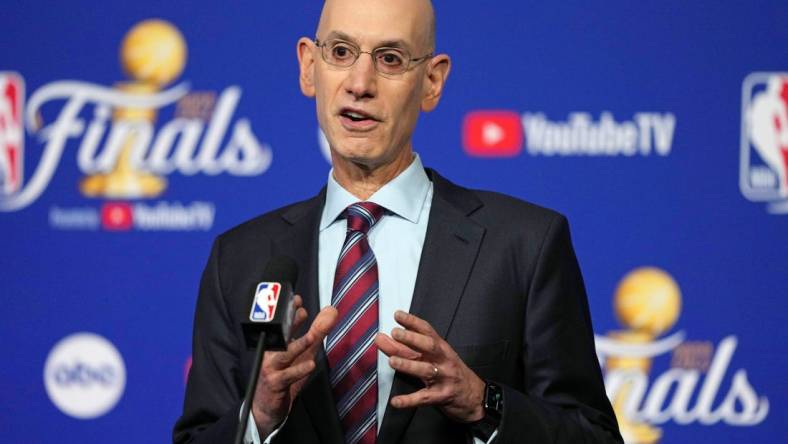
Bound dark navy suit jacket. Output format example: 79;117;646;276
173;170;622;444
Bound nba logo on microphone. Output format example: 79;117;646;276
463;111;523;157
251;283;281;322
0;72;24;196
740;72;788;214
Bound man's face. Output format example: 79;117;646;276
299;0;440;170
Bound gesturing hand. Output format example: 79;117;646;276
252;295;338;436
376;310;486;423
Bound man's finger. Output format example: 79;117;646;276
376;333;422;360
291;295;304;321
391;327;439;356
289;372;312;396
394;310;438;337
266;359;316;391
289;306;308;337
310;306;339;340
389;355;437;381
268;330;315;369
288;295;305;334
302;306;339;357
390;388;443;409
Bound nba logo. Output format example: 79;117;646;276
0;72;24;196
740;72;788;213
250;282;281;322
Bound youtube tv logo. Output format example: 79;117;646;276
463;111;523;157
101;202;133;231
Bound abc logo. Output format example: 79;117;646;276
43;332;126;419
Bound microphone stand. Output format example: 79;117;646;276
234;331;267;444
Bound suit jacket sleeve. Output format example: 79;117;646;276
493;214;621;444
173;237;245;444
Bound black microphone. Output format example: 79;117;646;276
234;256;298;444
241;256;299;351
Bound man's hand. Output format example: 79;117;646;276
376;310;486;423
252;295;338;437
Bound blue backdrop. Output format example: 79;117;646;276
2;1;786;442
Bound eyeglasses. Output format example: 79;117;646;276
314;38;433;76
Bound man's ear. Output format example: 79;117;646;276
421;54;451;112
297;37;316;97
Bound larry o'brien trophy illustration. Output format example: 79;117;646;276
605;267;682;444
80;19;186;198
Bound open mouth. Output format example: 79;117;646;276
340;108;378;123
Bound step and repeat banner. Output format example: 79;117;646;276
2;1;785;442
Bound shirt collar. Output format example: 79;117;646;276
319;153;431;231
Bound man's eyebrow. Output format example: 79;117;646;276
324;31;355;42
323;31;411;50
377;39;409;50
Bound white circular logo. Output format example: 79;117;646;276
43;332;126;419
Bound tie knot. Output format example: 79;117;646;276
345;202;385;234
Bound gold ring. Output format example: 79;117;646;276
425;364;439;387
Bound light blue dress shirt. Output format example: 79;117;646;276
318;153;433;430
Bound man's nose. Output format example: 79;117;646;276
343;53;377;99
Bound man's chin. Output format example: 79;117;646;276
329;141;382;164
333;153;381;170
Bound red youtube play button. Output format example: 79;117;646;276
463;111;523;157
101;202;133;231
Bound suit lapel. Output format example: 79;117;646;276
378;171;486;444
273;191;324;327
273;189;344;443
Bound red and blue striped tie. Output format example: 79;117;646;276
327;202;385;444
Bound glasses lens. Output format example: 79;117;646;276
318;39;414;75
323;40;358;67
374;48;408;74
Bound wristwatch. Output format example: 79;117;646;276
470;380;503;441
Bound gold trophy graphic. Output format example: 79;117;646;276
80;19;186;198
606;267;682;444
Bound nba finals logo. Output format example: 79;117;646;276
0;19;272;221
740;72;788;214
595;267;769;444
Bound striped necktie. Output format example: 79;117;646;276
326;201;385;444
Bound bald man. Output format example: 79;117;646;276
174;1;622;443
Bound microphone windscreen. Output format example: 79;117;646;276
260;255;298;287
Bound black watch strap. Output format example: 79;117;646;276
470;381;503;441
